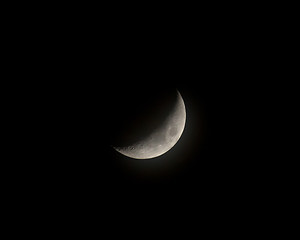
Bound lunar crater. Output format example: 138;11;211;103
169;126;178;137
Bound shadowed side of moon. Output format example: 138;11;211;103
113;90;186;159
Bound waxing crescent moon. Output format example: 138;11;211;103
113;90;186;159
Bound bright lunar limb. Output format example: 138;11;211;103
113;90;186;159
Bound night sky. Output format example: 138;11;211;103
50;66;251;201
4;2;285;235
27;10;269;227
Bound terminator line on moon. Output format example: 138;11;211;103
113;90;186;159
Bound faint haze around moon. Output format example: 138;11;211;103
113;90;186;159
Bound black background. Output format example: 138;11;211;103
39;31;257;209
15;6;275;229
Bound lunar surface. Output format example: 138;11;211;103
113;90;186;159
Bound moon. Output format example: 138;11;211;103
113;90;186;159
